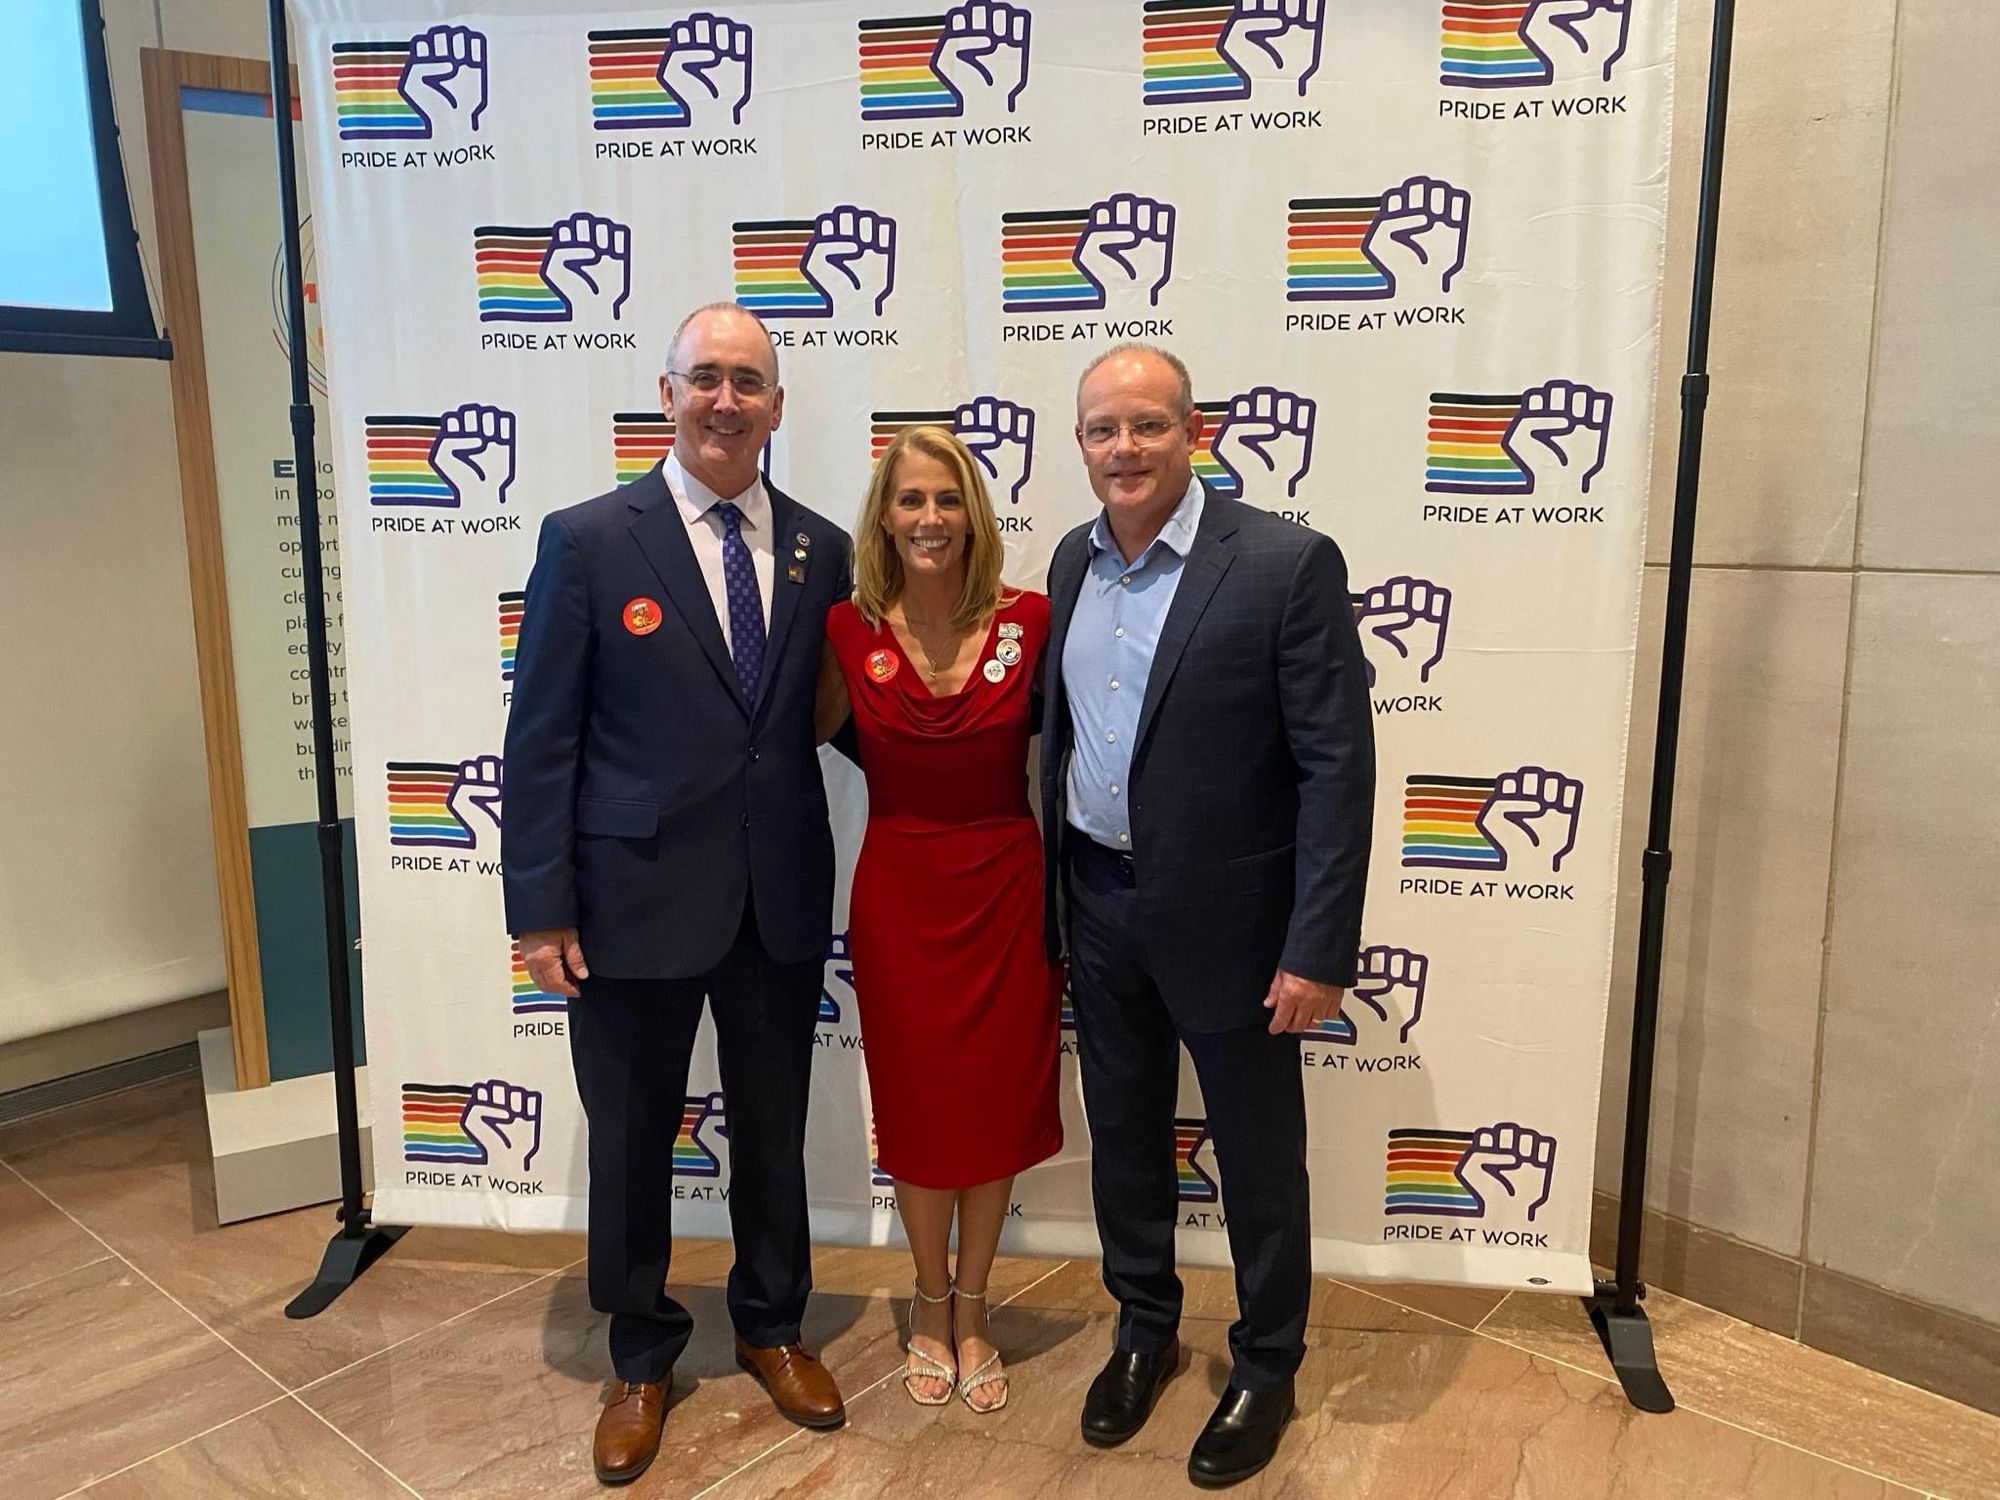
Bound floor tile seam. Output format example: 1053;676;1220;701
1471;1325;1948;1497
0;1253;117;1305
0;1076;198;1160
291;1255;588;1399
1335;1277;1495;1335
1;1159;292;1393
50;1392;294;1499
287;1394;428;1498
690;1259;1077;1498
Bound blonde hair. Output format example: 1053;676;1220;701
852;425;1014;635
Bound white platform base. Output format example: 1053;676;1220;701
199;1027;375;1224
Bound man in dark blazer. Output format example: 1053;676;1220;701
1041;344;1375;1488
505;304;851;1486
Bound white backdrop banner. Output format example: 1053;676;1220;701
295;0;1675;1294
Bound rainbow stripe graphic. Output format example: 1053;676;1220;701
1175;1116;1219;1203
858;15;955;119
1402;774;1501;868
1141;0;1243;105
498;592;523;682
869;409;956;463
673;1091;727;1177
586;29;684;128
509;948;566;1015
1059;992;1075;1031
364;415;448;506
1440;1;1543;88
612;411;675;485
870;1125;894;1187
1287;197;1390;300
386;762;472;848
1307;1011;1357;1043
1189;399;1238;496
402;1083;477;1161
473;225;563;321
331;40;425;139
1426;392;1529;493
1384;1128;1482;1215
732;220;823;316
1001;209;1094;313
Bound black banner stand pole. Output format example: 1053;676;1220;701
1583;0;1738;1413
267;0;409;1321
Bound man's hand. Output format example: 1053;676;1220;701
1263;968;1346;1035
518;927;589;998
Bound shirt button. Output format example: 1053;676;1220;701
1110;679;1120;691
1110;784;1120;797
1119;576;1131;587
1106;731;1116;743
1117;832;1130;844
1115;627;1125;638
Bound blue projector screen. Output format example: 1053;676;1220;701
0;0;162;355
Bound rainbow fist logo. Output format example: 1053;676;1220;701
364;405;516;510
1426;381;1613;497
403;1079;542;1171
1385;1123;1557;1223
822;932;855;1025
859;2;1033;120
1001;193;1176;314
1174;1116;1219;1203
386;756;503;850
587;14;754;131
673;1091;730;1178
332;26;488;141
1142;0;1325;105
869;398;1035;505
870;1124;894;1187
733;206;897;318
509;946;566;1015
498;591;524;682
612;411;675;485
1352;576;1450;690
1441;0;1631;88
1287;176;1471;301
1309;944;1428;1045
1191;386;1316;506
475;213;631;323
1402;767;1583;873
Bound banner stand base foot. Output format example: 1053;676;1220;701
1583;1281;1675;1413
285;1219;409;1319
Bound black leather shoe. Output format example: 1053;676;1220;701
1187;1381;1295;1488
1080;1339;1182;1447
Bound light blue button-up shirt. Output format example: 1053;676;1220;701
1063;478;1205;850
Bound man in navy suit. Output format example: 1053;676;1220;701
1042;345;1375;1488
504;304;851;1486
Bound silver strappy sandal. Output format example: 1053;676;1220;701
951;1282;1009;1414
903;1281;957;1406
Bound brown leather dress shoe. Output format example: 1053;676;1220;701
734;1336;847;1428
593;1379;669;1485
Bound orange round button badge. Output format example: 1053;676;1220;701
865;648;898;683
623;597;662;636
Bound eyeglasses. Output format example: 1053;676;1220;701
669;368;773;399
1078;417;1181;450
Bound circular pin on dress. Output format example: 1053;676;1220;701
866;648;899;683
982;659;1007;683
996;639;1022;667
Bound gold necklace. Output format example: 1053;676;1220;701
898;611;960;681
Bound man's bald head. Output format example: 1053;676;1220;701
665;302;780;384
1075;342;1192;420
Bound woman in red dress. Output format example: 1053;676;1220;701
816;425;1062;1413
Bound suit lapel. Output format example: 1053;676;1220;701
1045;527;1091;743
754;484;807;720
626;464;750;718
1134;492;1237;756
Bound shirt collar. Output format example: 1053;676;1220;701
1088;475;1205;566
666;450;769;531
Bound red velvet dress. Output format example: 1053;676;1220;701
828;591;1063;1189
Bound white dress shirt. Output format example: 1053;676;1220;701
663;451;774;652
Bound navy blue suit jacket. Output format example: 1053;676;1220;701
1040;490;1376;1030
502;463;852;978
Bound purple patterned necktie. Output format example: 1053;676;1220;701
714;501;765;700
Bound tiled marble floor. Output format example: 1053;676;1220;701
3;1071;1996;1500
